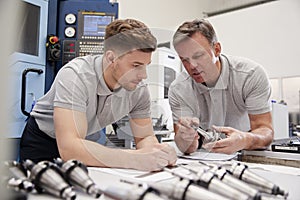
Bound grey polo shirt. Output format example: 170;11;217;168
168;54;271;132
31;55;151;138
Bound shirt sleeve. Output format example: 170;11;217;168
168;85;195;124
128;85;151;119
243;66;272;115
53;67;88;112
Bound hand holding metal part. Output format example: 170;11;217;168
192;126;223;149
194;126;222;143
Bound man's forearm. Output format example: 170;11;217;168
135;135;159;149
59;138;134;168
244;127;273;150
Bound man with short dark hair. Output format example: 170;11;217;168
20;19;177;171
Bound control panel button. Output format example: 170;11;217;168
65;27;76;38
65;13;76;24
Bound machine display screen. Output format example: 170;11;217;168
83;15;114;37
16;1;40;56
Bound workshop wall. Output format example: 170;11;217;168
207;0;300;79
207;0;300;113
117;0;205;44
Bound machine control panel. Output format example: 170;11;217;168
62;11;115;65
45;0;118;92
77;41;104;57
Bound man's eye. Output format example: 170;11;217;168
193;54;203;59
181;59;189;63
133;64;145;69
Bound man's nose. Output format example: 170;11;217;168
189;59;197;69
137;66;147;79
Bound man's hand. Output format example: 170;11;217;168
203;126;248;154
128;143;177;171
203;113;274;154
174;117;200;154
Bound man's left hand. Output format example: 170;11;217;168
203;126;249;154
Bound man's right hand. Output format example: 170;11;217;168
127;143;177;171
174;117;200;154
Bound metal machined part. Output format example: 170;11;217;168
165;166;250;200
57;159;102;198
195;127;221;144
104;183;167;200
210;166;262;200
150;177;230;200
195;170;250;200
229;162;288;197
5;160;35;193
23;160;76;200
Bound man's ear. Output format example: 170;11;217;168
105;50;115;64
214;42;221;57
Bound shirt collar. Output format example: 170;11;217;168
96;56;114;96
215;54;229;90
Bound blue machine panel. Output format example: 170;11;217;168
45;0;118;91
57;0;118;68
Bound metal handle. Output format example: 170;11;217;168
21;68;43;116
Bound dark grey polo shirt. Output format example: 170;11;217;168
31;55;151;138
168;54;271;131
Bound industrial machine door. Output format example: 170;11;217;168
8;61;45;138
7;0;48;139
